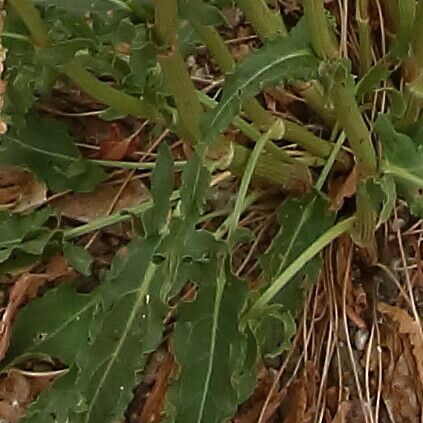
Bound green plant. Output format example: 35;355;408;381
0;0;422;422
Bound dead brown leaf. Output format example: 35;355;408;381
329;167;358;211
0;256;70;360
0;369;56;423
378;302;423;383
139;352;174;423
52;180;148;222
98;138;139;161
280;362;317;423
234;367;282;423
0;167;46;213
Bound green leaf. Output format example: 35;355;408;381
0;114;105;192
20;367;86;423
180;152;211;222
356;58;391;99
17;236;165;423
2;284;94;370
375;115;423;217
201;20;318;145
32;0;128;17
389;0;416;59
0;207;56;265
352;181;379;248
73;257;165;423
178;0;227;26
261;192;335;316
249;304;295;358
166;260;254;423
142;143;174;237
361;176;397;226
63;242;93;276
155;152;213;302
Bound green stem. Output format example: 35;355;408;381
235;0;287;39
194;24;234;74
302;0;338;59
228;121;283;241
331;69;377;176
194;24;275;129
285;121;351;170
236;0;335;125
91;159;186;171
8;0;158;121
315;132;347;190
64;190;180;239
230;144;311;191
153;0;178;47
246;216;355;317
8;0;50;47
155;0;203;144
412;1;423;69
63;60;159;121
198;91;349;169
198;90;294;164
293;81;336;126
356;0;372;76
215;190;262;239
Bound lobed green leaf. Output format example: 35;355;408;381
376;115;423;217
166;260;254;423
0;114;105;193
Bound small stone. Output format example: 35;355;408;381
354;329;369;351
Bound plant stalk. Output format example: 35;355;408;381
284;120;351;170
331;69;377;176
236;0;335;124
228;121;283;241
231;144;312;191
194;23;274;129
302;0;338;60
154;0;204;145
64;60;159;121
8;0;49;47
246;216;355;316
235;0;287;39
356;0;372;76
412;0;423;69
198;91;350;170
8;0;158;121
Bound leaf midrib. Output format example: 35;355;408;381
276;196;317;276
83;261;158;423
210;49;312;128
383;162;423;187
5;135;79;163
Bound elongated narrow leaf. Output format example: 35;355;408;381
166;260;254;423
201;20;318;145
180;152;211;221
72;257;165;423
0;114;105;192
13;145;176;422
143;143;174;237
158;152;213;302
0;207;56;264
261;192;335;315
375;115;423;217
